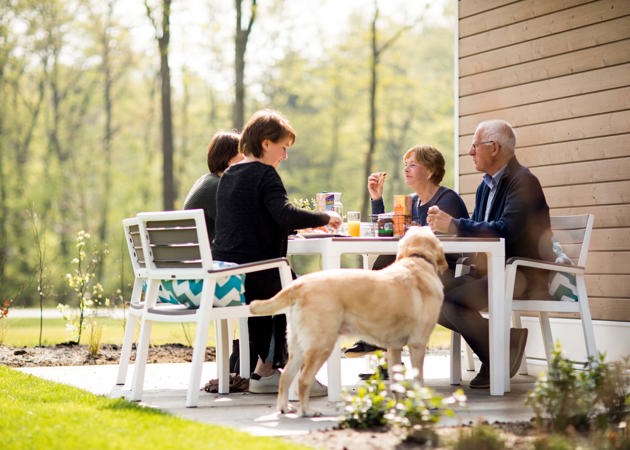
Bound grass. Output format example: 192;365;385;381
1;314;453;350
0;365;308;450
1;316;214;348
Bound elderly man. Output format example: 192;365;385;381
427;119;554;388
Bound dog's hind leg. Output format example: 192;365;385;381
297;345;333;417
278;353;302;414
278;329;302;414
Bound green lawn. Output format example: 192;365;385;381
1;315;453;350
0;365;307;450
0;316;211;348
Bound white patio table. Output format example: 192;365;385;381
287;234;507;400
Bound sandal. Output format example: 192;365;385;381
202;373;249;393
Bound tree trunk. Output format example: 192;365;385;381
159;0;175;210
233;0;256;130
361;3;379;219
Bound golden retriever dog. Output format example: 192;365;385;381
249;226;447;417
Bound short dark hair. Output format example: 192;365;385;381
240;109;296;158
207;131;240;174
403;145;446;185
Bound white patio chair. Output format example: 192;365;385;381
128;209;293;407
450;213;596;384
116;217;148;385
510;213;596;372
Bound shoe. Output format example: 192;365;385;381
469;364;490;389
359;364;389;380
344;341;385;358
469;328;528;389
248;370;280;394
288;378;328;401
510;328;528;378
202;374;249;393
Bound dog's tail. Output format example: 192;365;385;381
249;285;296;316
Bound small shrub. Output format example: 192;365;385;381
339;353;466;444
532;433;576;450
339;358;393;429
0;298;13;344
87;319;103;356
58;230;109;345
451;422;506;450
526;343;630;433
385;364;466;444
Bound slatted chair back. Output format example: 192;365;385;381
127;209;293;407
550;214;593;267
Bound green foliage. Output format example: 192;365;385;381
58;230;109;345
339;360;394;429
385;364;465;437
532;433;575;450
452;423;507;450
0;316;215;348
0;366;307;450
0;1;455;306
340;353;466;443
290;197;316;211
526;344;630;433
0;298;12;344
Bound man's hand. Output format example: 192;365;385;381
427;205;454;234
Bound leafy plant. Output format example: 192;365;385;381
452;422;507;450
290;197;316;211
0;298;13;344
87;319;103;356
339;357;393;429
386;363;466;444
526;343;630;433
58;230;110;345
339;353;466;443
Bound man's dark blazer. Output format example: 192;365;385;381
452;156;555;267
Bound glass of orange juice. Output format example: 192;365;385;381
347;211;361;237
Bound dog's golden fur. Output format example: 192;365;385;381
249;226;447;417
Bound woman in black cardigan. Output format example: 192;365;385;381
213;109;341;394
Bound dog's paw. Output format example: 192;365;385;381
300;409;323;418
279;403;298;415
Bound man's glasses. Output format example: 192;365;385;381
470;140;494;151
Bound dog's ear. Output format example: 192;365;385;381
396;226;433;261
397;227;448;273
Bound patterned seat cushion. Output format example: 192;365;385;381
156;261;246;308
547;238;578;302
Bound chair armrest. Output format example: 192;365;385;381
455;256;474;277
208;257;291;277
505;257;585;274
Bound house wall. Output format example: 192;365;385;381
457;0;630;322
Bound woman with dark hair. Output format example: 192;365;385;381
183;131;243;241
212;109;342;394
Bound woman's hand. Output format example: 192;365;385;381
326;211;343;230
367;171;387;200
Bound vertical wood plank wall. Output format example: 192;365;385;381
457;0;630;321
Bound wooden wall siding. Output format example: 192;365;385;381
457;0;630;321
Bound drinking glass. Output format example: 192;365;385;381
347;211;361;237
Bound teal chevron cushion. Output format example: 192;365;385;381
548;238;578;302
157;261;246;308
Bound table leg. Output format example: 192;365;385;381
322;247;343;402
487;251;508;395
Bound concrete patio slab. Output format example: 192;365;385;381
18;351;537;437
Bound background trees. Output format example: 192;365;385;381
0;0;454;307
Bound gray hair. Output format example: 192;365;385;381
478;119;516;153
